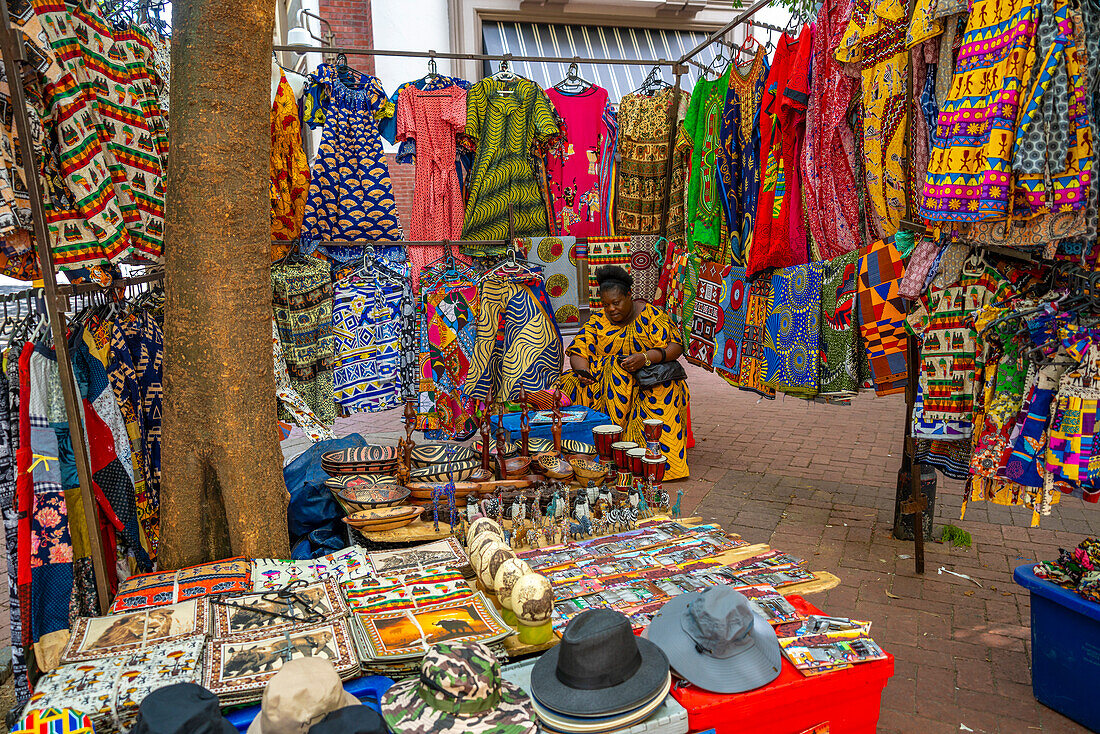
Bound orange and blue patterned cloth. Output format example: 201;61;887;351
857;237;909;396
764;262;824;397
12;709;94;734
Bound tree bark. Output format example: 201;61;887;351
160;0;289;568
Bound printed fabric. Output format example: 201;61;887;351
302;64;403;261
686;261;727;369
521;236;583;325
1;363;29;704
109;557;250;613
836;0;909;238
764;262;824;396
615;88;690;235
546;86;612;238
561;304;690;479
857;236;909;396
739;277;777;398
629;235;663;304
713;266;750;386
24;636;205;734
587;237;632;309
461;78;560;249
273;323;336;443
395;84;467;242
25;0;168;267
270;72;311;257
718;48;768;267
463;274;563;402
684;67;733;261
748;30;812;276
819;251;861;397
417;272;480;439
1046;336;1100;486
906;259;1013;423
332;274;403;413
805;0;861;259
272;257;336;426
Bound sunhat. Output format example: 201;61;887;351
530;608;669;718
645;585;782;693
129;683;236;734
247;658;359;733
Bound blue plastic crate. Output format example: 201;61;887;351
1014;564;1100;732
224;674;394;732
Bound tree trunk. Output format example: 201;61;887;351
160;0;289;568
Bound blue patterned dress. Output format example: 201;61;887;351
302;64;403;262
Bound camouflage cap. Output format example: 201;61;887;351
382;642;537;734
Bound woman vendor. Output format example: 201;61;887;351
560;266;690;479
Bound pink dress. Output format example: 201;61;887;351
395;85;467;285
546;86;610;237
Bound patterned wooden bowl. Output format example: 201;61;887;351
327;479;410;513
562;440;597;458
407;482;481;500
410;443;478;468
570;459;610;483
537;453;574;481
472;439;520;458
343;505;423;531
527;438;556;454
409;458;482;482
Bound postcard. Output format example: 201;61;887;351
367;537;469;575
342;569;473;614
62;599;210;664
775;615;872;639
357;593;511;660
211;579;347;637
733;566;816;588
779;633;887;673
733;584;804;625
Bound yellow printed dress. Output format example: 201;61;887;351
561;304;690;480
270;72;310;259
461;78;559;251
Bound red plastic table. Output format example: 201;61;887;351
669;595;895;734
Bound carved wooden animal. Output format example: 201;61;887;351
525;528;540;549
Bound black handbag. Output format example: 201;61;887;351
635;359;687;388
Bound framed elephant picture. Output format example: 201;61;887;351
210;579;348;637
204;619;360;705
356;593;510;660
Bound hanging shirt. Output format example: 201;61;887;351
684;66;732;262
270;72;311;257
717;48;769;267
546;85;611;238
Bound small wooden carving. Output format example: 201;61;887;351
519;387;530;458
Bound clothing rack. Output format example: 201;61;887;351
271;45;683;67
0;0;166;614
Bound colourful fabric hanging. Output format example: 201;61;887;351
546;86;612;238
856;236;908;396
764;262;824;396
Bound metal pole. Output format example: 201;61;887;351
677;0;775;64
0;5;111;612
273;45;678;67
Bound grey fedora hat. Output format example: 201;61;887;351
645;586;782;693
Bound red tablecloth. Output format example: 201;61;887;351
669;595;894;734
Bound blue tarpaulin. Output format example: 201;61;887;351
283;434;370;559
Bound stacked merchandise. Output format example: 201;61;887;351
774;616;888;674
1033;538;1100;603
2;289;165;707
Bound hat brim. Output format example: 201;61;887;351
531;672;669;733
381;678;537;734
645;592;783;694
246;691;360;734
529;635;669;717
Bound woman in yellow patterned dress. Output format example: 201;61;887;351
560;266;690;479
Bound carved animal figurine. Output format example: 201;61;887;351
599;484;614;509
479;493;499;520
573;492;590;522
525;527;540;549
519;387;530;458
547;485;565;519
654;487;670;512
627;487;640;512
552;391;563;455
543;522;556;546
672;487;684;518
479;401;492;474
637;489;651;519
466;492;482;525
431;485;444;532
531;486;543;528
624;507;638;529
586;481;600;509
510;496;527;528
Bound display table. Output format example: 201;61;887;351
670;595;894;734
490;406;612;446
1014;564;1100;732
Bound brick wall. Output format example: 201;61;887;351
319;0;376;75
387;153;417;230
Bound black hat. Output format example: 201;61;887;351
130;683;236;734
308;705;388;734
530;609;669;717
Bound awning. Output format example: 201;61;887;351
482;21;723;102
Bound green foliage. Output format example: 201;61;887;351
940;524;972;548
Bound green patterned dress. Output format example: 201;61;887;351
461;78;559;251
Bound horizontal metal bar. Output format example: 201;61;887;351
58;269;164;295
677;0;776;64
272;44;677;67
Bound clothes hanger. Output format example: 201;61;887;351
335;245;406;287
554;62;594;94
703;48;729;80
491;59;517;92
631;66;671;97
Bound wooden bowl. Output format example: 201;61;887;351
328;480;410;513
562;440;597;458
407;482;480;500
570;459;610;483
410;443;478;468
527;438;556;454
500;455;531;479
472;439;520;458
322;445;401;475
537;453;574;481
409;458;482;482
343;505;423;531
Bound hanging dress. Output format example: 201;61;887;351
302;64;403;262
271;72;311;259
461;78;560;250
546;85;611;238
684;66;732;263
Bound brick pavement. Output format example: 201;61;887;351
281;364;1100;733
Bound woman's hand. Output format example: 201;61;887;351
620;352;648;373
